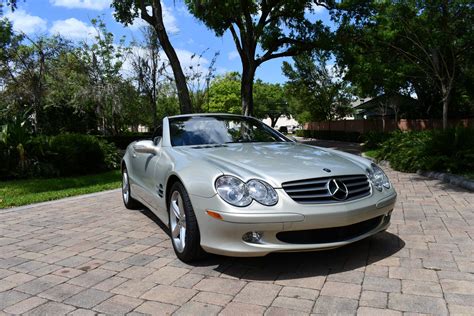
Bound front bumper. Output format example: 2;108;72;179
190;188;397;257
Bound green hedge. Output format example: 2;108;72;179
362;131;393;150
49;134;121;176
375;127;474;173
100;133;152;150
1;133;121;180
297;127;474;174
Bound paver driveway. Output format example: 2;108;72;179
1;164;474;314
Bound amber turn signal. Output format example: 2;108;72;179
206;210;223;220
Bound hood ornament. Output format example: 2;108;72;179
323;168;331;173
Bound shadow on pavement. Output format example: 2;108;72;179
409;173;472;193
140;207;405;281
196;232;404;281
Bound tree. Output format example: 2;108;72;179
253;80;288;127
156;84;180;120
185;50;219;113
0;32;104;134
0;19;20;95
185;0;332;116
42;45;98;134
130;26;167;130
0;0;18;15
0;34;72;132
207;72;289;126
112;0;193;114
207;72;242;114
282;52;354;123
333;0;474;129
80;18;130;135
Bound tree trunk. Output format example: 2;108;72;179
241;64;256;116
270;116;279;127
150;0;192;114
151;54;158;129
394;108;399;130
441;84;449;130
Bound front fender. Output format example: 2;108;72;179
171;164;223;198
164;148;223;198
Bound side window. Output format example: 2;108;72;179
152;125;163;145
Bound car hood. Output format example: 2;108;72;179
172;142;370;187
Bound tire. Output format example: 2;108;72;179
122;167;141;210
168;181;206;262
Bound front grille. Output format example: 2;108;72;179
276;215;384;244
282;174;371;204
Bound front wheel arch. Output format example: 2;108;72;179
121;165;141;209
165;174;182;211
121;160;126;173
167;180;206;262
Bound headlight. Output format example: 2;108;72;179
367;163;390;191
215;176;278;207
215;176;252;207
247;179;278;206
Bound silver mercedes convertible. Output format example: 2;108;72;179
122;114;397;262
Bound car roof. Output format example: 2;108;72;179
167;113;250;119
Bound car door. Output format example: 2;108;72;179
138;126;164;209
148;146;170;223
129;139;156;203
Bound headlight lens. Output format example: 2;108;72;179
215;176;252;207
247;179;278;206
215;176;278;207
367;163;390;191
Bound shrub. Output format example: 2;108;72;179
1;130;122;180
362;131;392;150
374;127;474;174
100;133;152;149
375;131;430;172
295;129;305;137
24;136;59;178
0;118;38;179
98;139;122;170
421;127;474;173
49;134;110;176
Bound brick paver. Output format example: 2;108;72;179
1;159;473;314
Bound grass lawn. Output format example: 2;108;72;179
462;172;474;180
362;149;380;159
0;170;121;209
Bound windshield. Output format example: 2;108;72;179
169;115;289;147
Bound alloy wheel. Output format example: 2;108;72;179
122;171;130;204
170;190;186;253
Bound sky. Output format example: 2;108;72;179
4;0;334;84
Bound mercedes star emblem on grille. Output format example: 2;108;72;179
327;179;349;200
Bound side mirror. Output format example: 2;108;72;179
153;136;162;146
133;141;158;155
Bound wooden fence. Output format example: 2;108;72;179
304;118;474;133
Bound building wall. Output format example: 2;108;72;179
304;118;474;133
